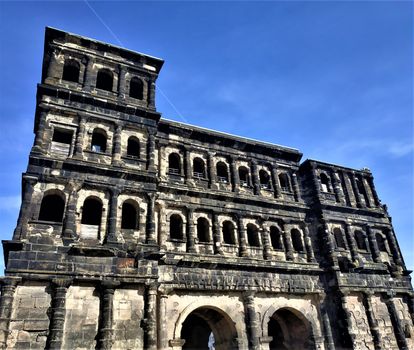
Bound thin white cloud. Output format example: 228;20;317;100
0;195;21;211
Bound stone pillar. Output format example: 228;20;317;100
83;56;95;91
243;292;260;350
339;289;356;347
303;226;316;262
367;176;381;207
331;171;344;204
361;177;373;208
363;292;383;350
147;133;156;172
106;188;120;244
148;80;156;108
384;291;409;350
112;125;122;165
207;152;216;188
344;223;360;264
118;66;127;98
250;161;260;195
144;284;158;350
32;110;49;154
212;213;223;255
46;278;72;350
62;182;81;240
46;47;61;82
291;172;301;202
0;277;21;348
261;226;271;260
311;164;322;198
146;194;157;244
406;293;414;325
237;215;248;257
385;228;403;267
186;208;196;253
350;172;363;208
74;115;87;157
13;176;37;240
271;165;281;198
184;148;192;184
158;287;170;350
230;156;240;193
282;229;294;261
96;281;118;350
319;294;335;350
366;226;381;263
322;221;338;267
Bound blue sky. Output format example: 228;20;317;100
0;1;412;271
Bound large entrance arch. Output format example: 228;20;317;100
180;306;238;350
268;308;313;350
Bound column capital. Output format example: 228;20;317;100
0;276;21;287
51;278;72;289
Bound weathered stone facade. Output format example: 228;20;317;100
1;27;413;349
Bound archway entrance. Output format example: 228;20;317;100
268;308;313;350
180;307;237;350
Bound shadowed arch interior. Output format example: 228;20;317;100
38;192;65;222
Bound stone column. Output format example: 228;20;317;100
384;291;409;350
406;293;414;325
361;177;373;208
144;284;158;350
311;164;322;198
186;208;196;253
319;294;335;350
0;277;21;348
362;292;382;350
250;161;260;195
184;148;192;184
230;156;240;193
385;228;404;267
366;226;381;263
270;165;281;199
322;221;338;267
282;229;294;261
74;115;87;158
148;80;156;108
344;223;360;264
112;125;123;165
331;171;344;204
106;188;120;244
146;194;157;244
62;181;81;240
32;110;49;154
46;47;61;82
158;286;170;350
291;172;301;202
147;133;156;172
212;213;223;255
367;176;381;207
13;176;37;240
46;278;72;350
207;152;216;188
237;215;248;257
243;292;260;350
96;281;118;350
338;289;356;347
261;226;271;260
83;56;95;91
118;65;127;98
350;172;363;208
303;226;316;262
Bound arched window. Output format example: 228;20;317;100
96;69;113;91
62;59;80;83
247;224;260;247
259;170;271;189
355;230;367;250
38;192;65;222
278;173;290;192
291;229;304;252
170;214;183;240
91;129;107;153
197;217;210;243
193;157;206;179
333;228;346;249
238;167;250;187
320;173;331;193
81;197;103;226
127;137;140;158
270;226;283;250
222;221;236;245
168;153;181;174
376;233;388;252
216;162;229;183
129;77;144;99
121;201;139;230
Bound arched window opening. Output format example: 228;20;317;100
355;230;367;251
129;77;144;99
127;137;140;158
270;226;283;250
170;214;183;240
121;201;139;230
91;129;107;153
51;128;73;156
96;69;113;92
333;228;346;249
376;233;388;252
38;193;65;222
222;221;236;245
168;153;181;174
193;157;206;179
279;173;290;192
238;167;250;187
259;170;271;189
197;217;210;243
320;173;331;193
216;162;229;183
247;224;260;247
62;59;80;83
81;197;102;226
291;229;304;252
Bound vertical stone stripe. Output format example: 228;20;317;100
186;208;196;253
230;157;239;192
261;226;271;260
319;296;335;350
282;229;294;261
322;222;338;267
184;149;192;183
32;110;49;154
83;57;95;91
74;115;86;157
207;152;216;188
350;173;363;208
96;282;118;350
0;277;20;349
344;223;360;263
303;226;316;262
250;161;260;195
147;133;156;171
145;284;157;350
146;194;157;244
212;213;223;255
270;165;281;198
291;173;301;202
366;226;381;263
63;182;80;240
385;228;404;267
237;216;248;257
158;291;169;350
363;292;383;350
107;188;120;243
112;125;122;165
118;66;126;98
367;176;381;207
243;292;260;350
384;293;409;350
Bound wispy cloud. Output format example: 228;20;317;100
0;195;21;212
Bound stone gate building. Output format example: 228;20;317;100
0;27;413;350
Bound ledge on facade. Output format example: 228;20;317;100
67;244;117;257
